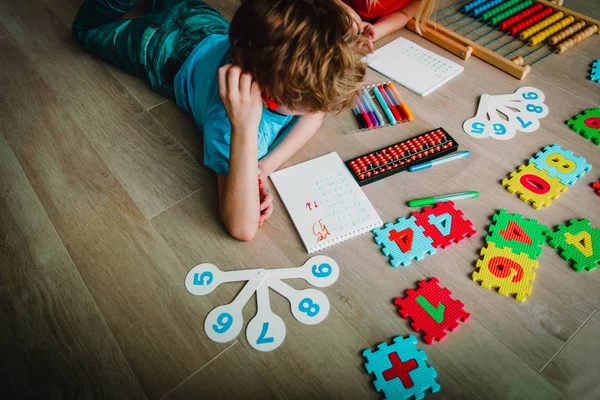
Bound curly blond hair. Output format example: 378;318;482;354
229;0;366;112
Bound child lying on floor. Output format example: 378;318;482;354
72;0;366;240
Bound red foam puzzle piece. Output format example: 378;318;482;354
593;181;600;196
412;201;477;248
394;277;470;344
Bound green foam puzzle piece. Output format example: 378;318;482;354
567;108;600;146
546;219;600;272
486;209;548;260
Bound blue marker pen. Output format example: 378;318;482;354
373;85;397;125
409;151;471;172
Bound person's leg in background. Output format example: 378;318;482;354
71;0;229;97
71;0;185;96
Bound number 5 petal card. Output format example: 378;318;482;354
185;255;340;351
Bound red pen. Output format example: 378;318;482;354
378;85;402;121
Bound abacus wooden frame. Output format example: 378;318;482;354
407;0;600;80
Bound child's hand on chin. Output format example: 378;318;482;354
258;177;273;227
218;64;263;134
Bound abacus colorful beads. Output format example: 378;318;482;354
520;11;564;40
464;0;491;13
482;0;524;22
512;56;525;66
491;0;533;26
548;21;586;45
346;128;458;186
500;3;543;31
472;0;505;17
509;7;553;36
528;16;575;46
556;25;598;54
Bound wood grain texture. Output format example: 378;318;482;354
0;0;211;218
150;186;375;400
542;311;600;399
106;64;168;110
150;100;206;167
1;0;599;398
0;28;229;399
162;343;279;400
0;134;146;399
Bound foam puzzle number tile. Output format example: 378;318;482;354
590;59;600;83
472;243;539;302
486;209;548;259
373;216;436;267
593;181;600;196
412;201;477;249
567;108;600;146
394;277;470;345
528;144;592;186
502;163;568;209
546;219;600;272
363;336;440;400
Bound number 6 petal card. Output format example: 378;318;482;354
502;144;591;209
394;277;470;344
185;255;339;352
463;87;548;140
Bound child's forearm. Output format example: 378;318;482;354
372;0;423;39
259;113;325;177
372;11;410;39
219;127;259;240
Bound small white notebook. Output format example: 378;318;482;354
366;37;463;96
271;152;382;253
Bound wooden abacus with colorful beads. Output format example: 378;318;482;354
407;0;600;79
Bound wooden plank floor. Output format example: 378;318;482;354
1;0;598;399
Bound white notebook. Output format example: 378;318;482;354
366;36;463;96
271;152;382;253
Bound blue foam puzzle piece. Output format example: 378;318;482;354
528;144;591;186
591;59;600;84
363;336;440;400
428;213;452;236
372;216;436;268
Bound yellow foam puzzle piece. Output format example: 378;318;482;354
502;163;568;209
472;243;539;302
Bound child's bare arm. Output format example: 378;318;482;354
217;64;263;241
371;0;422;40
258;112;325;178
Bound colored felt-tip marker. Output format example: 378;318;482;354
409;150;471;172
378;85;402;122
359;94;379;127
388;82;414;121
362;88;385;127
372;85;397;125
408;191;479;207
352;106;367;129
356;96;373;129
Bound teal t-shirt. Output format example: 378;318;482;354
174;34;294;176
